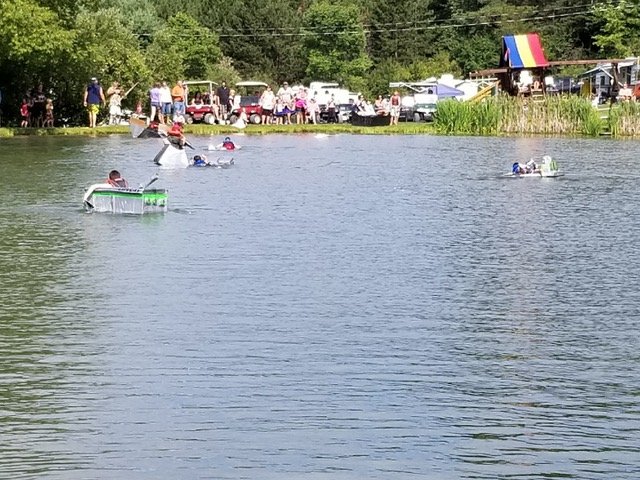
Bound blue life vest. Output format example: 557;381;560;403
512;162;520;174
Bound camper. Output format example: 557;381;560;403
308;82;351;108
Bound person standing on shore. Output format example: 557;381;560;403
390;90;401;126
327;94;337;123
217;81;230;120
149;82;162;123
43;98;54;127
106;82;122;125
171;80;186;117
20;98;29;127
83;77;105;128
159;81;172;124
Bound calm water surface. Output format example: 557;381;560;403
0;133;639;479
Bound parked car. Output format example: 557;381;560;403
227;80;268;124
411;103;437;122
318;103;354;123
336;103;354;123
183;81;218;124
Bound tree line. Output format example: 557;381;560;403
0;0;638;125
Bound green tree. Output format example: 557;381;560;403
407;52;462;80
0;0;74;69
0;0;74;120
104;0;165;46
145;12;222;82
69;8;150;110
302;0;372;89
367;0;438;63
591;0;640;57
366;58;411;95
190;0;307;83
38;0;99;24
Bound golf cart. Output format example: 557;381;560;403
184;80;219;124
227;80;268;125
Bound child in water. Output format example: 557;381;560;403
220;137;235;150
192;154;209;166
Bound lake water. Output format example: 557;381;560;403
0;133;638;479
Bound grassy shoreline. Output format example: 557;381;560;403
0;123;437;137
2;98;640;138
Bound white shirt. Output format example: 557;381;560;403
277;86;293;103
260;90;275;110
159;86;172;104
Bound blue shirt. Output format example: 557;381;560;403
86;83;102;105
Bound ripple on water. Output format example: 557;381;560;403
0;134;639;479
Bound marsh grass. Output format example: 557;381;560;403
608;102;640;137
435;96;606;137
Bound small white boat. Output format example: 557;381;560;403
83;177;168;214
153;139;189;168
505;155;562;178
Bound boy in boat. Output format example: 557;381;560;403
107;170;128;188
525;159;539;173
167;121;187;148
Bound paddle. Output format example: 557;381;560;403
139;174;159;191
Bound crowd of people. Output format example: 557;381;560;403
14;77;406;128
141;80;405;127
20;84;55;128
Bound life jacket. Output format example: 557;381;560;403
223;141;235;150
108;177;127;188
512;162;519;174
168;124;183;137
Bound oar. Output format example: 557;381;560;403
140;174;159;191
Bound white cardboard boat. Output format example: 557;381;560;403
505;155;562;178
83;178;167;214
153;139;189;169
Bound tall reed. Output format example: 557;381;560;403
435;95;604;136
608;101;640;137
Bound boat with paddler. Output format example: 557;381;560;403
83;175;168;214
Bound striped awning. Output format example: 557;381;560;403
501;34;549;69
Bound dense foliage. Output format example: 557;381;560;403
0;0;637;124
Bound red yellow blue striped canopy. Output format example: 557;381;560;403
501;34;549;69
